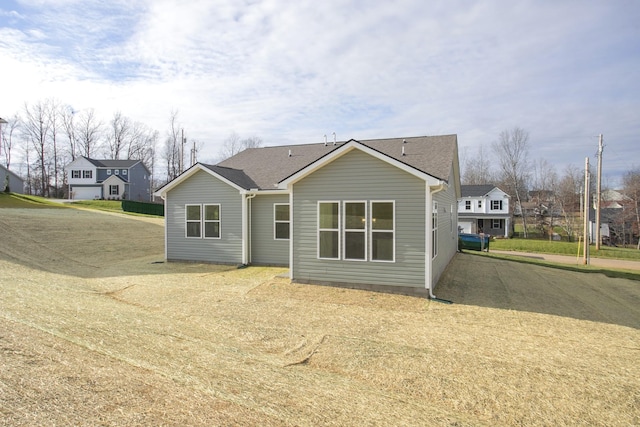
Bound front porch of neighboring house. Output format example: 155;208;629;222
462;217;509;237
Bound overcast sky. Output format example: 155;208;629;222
1;0;638;186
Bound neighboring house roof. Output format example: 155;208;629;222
460;184;497;197
0;164;24;182
83;158;139;168
215;135;458;190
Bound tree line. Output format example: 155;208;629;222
1;99;263;198
463;127;640;247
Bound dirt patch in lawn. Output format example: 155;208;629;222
1;208;638;426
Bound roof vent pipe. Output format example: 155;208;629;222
332;132;336;145
324;134;327;146
402;145;406;156
403;139;407;144
288;149;292;157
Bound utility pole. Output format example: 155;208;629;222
583;157;590;265
595;134;604;250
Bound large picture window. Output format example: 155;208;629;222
274;204;290;240
344;202;366;260
371;201;394;262
204;204;220;238
318;202;339;259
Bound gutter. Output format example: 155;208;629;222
241;190;258;266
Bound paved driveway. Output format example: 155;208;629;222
490;250;640;271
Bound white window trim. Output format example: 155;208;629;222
370;200;395;263
317;201;340;260
185;204;202;239
465;200;471;210
343;200;367;262
115;170;119;175
109;185;119;195
203;204;221;239
273;203;290;240
107;169;112;175
72;170;81;179
492;219;501;229
491;200;502;211
123;169;127;175
83;170;92;179
432;201;438;259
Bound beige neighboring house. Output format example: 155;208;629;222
0;164;24;194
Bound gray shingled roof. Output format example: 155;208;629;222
200;165;259;190
216;135;457;190
84;157;140;168
460;184;495;197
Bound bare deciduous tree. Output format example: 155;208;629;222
163;110;182;182
556;164;582;241
462;144;494;185
1;114;20;169
107;111;131;160
622;167;640;249
76;108;103;158
494;127;531;238
218;132;262;160
22;100;52;196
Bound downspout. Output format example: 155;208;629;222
241;191;257;266
427;181;446;299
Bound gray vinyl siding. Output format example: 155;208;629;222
127;162;151;201
292;149;426;289
431;167;459;289
250;193;290;266
165;169;242;263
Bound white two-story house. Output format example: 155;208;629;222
458;185;510;237
65;157;151;201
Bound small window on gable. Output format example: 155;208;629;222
107;169;112;175
274;204;290;240
123;169;127;175
115;170;119;175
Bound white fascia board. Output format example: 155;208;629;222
277;140;442;189
154;164;246;198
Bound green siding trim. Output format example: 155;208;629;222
165;170;242;263
292;149;426;289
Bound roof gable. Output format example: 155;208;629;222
218;135;458;190
154;163;252;197
460;184;510;198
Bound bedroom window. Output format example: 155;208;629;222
109;185;119;195
186;205;202;238
371;201;394;262
491;200;503;210
432;201;438;258
83;170;92;179
72;170;81;179
344;202;366;260
203;204;220;238
274;204;290;240
318;202;339;259
465;200;471;210
115;170;119;175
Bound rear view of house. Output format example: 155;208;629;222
458;185;510;237
155;135;461;297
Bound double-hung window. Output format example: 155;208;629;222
344;202;366;260
370;201;394;262
109;185;119;195
491;200;503;210
465;200;471;210
318;202;339;259
186;204;221;239
203;204;220;238
274;204;290;240
72;170;81;179
82;170;92;179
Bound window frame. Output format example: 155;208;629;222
115;170;119;175
122;169;128;176
109;185;119;196
107;169;112;176
274;203;290;240
370;200;395;263
343;201;367;261
203;204;221;239
71;170;81;179
82;170;92;179
465;200;471;210
185;204;202;239
491;200;503;210
317;201;340;260
432;201;438;259
492;219;502;229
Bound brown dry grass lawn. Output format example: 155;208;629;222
1;208;638;426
